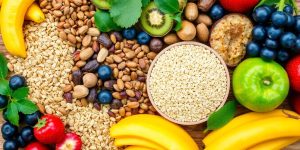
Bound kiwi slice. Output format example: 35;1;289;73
140;2;173;37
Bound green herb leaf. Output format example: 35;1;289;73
0;54;8;79
256;0;280;8
0;80;11;96
154;0;180;14
172;13;183;31
7;102;19;126
287;0;298;13
12;87;29;100
142;0;150;8
110;0;142;28
16;98;38;115
94;10;121;32
206;101;237;131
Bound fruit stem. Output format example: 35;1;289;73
34;118;46;129
278;0;286;11
263;79;272;86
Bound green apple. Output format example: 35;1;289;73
233;58;289;112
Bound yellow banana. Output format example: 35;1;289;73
205;117;300;150
248;137;300;150
203;109;299;145
25;3;45;23
125;146;154;150
1;0;35;58
114;136;165;150
110;114;199;150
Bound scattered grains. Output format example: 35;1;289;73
148;44;229;122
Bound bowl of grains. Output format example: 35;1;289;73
147;42;230;125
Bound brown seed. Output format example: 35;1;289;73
125;51;136;59
138;59;146;69
117;79;124;90
126;61;137;68
122;75;131;82
80;47;94;60
127;101;139;108
67;34;77;44
81;98;88;107
113;68;119;78
37;103;46;114
117;62;126;70
112;92;121;99
58;108;67;115
112;55;123;63
147;52;157;60
87;28;100;37
139;109;145;114
53;10;63;17
73;0;83;6
92;41;100;52
140;103;149;110
125;112;132;117
126;89;135;97
119;107;125;116
136;51;144;58
131;72;137;80
59;31;67;41
78;25;89;35
97;48;109;63
63;84;73;92
124;82;133;89
82;35;92;47
110;34;117;44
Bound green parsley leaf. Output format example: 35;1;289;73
0;80;11;96
256;0;280;8
154;0;180;14
16;98;38;115
0;54;8;79
172;13;183;31
206;101;237;131
142;0;150;8
94;10;121;32
7;102;19;126
110;0;142;28
12;87;29;100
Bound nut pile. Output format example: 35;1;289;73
148;44;228;122
7;13;117;150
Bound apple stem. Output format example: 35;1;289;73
263;79;271;86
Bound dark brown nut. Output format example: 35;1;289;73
135;91;142;99
131;108;139;115
110;99;123;109
104;80;117;90
92;41;100;52
128;97;137;102
109;45;115;53
149;38;163;53
112;32;123;42
137;76;146;82
120;91;128;99
87;88;97;103
108;110;116;117
197;0;216;12
97;33;112;48
93;103;101;110
64;92;73;103
72;70;83;85
82;60;99;72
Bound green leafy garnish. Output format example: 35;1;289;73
142;0;150;8
94;10;121;32
0;54;38;126
154;0;180;14
256;0;298;13
110;0;142;28
0;54;8;79
172;12;183;31
205;101;237;132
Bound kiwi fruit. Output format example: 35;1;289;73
140;2;173;37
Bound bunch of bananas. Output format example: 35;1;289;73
0;0;45;58
204;109;300;150
110;114;199;150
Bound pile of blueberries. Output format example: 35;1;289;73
247;4;300;62
1;75;41;150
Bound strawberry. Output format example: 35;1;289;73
56;133;82;150
25;142;49;150
220;0;259;13
286;56;300;93
290;93;300;114
34;114;65;144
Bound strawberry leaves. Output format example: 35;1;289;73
0;54;38;126
256;0;298;13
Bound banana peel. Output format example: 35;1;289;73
25;3;45;23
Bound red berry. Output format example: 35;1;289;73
286;56;300;92
291;94;300;114
56;133;82;150
220;0;259;13
25;142;49;150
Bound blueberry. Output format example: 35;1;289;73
122;28;136;40
209;4;224;21
277;50;290;62
137;32;151;45
20;126;34;143
2;109;8;121
260;47;276;61
3;140;18;150
267;26;283;39
262;5;275;14
293;38;300;53
1;122;17;140
16;135;26;148
294;16;300;33
271;11;287;27
9;75;26;90
286;14;295;27
252;6;271;23
24;111;41;126
97;65;112;81
264;38;278;49
284;4;294;14
252;25;266;41
280;32;297;48
246;42;261;57
0;95;8;108
97;90;112;104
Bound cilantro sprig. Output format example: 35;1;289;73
93;0;185;32
0;54;38;126
256;0;298;13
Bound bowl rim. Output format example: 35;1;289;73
146;41;231;125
